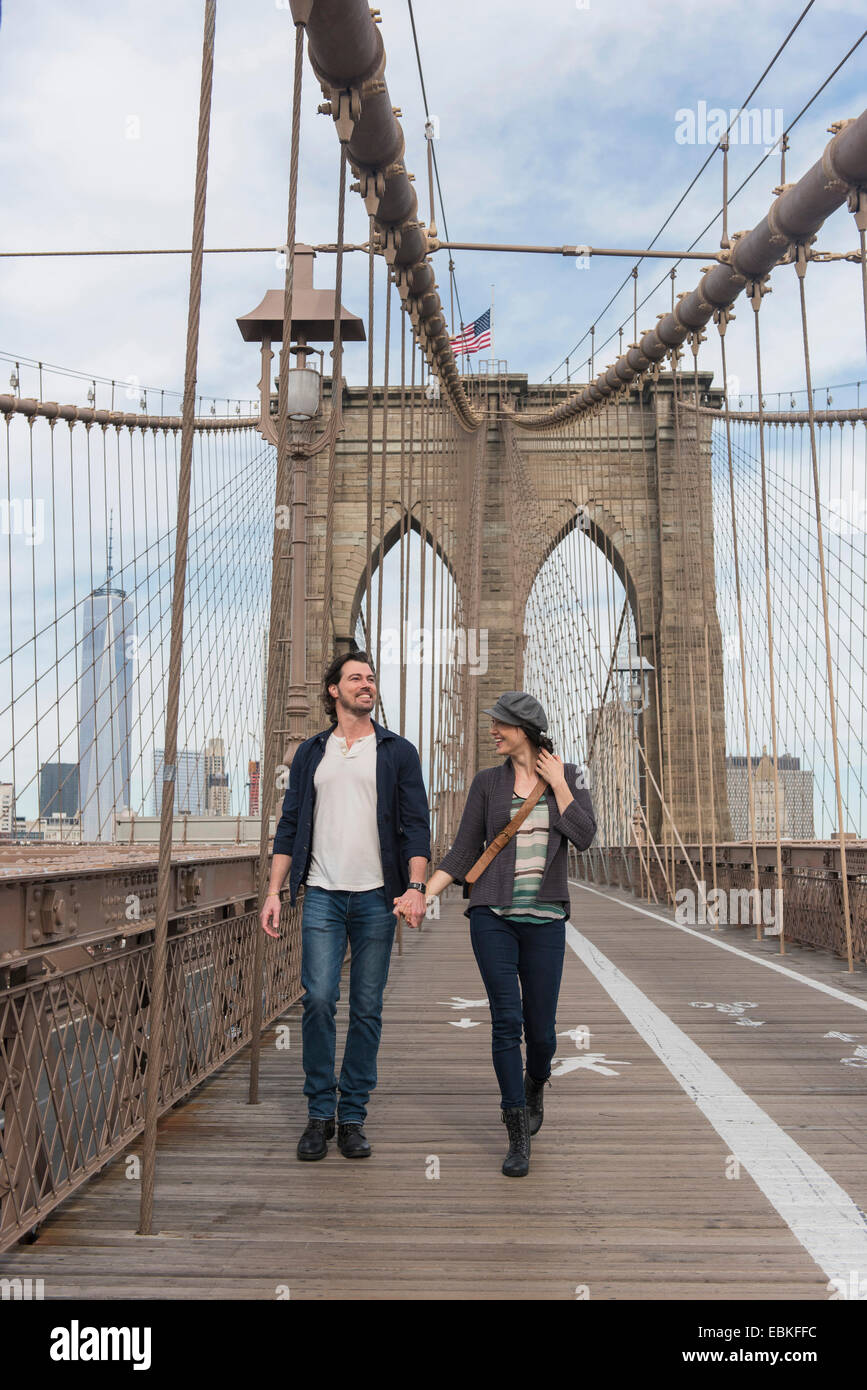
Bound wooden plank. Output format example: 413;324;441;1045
1;884;865;1300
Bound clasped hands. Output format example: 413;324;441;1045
392;886;428;929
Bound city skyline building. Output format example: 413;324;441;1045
204;737;230;814
0;782;14;834
39;761;79;820
726;749;815;840
260;628;268;762
77;526;135;841
152;747;208;816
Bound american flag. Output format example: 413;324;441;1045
450;308;491;357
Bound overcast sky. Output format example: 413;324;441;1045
1;0;866;406
2;1;866;832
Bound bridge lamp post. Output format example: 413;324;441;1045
615;646;654;716
237;246;365;786
284;339;323;421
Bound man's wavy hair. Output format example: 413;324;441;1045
321;649;376;724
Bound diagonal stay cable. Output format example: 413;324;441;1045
406;0;468;334
576;24;867;382
544;0;822;380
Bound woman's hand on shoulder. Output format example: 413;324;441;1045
534;749;567;788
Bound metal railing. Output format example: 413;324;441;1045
571;843;867;964
0;896;302;1253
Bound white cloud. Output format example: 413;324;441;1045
0;0;864;398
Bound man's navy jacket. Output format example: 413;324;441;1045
271;719;432;907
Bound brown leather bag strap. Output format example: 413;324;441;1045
464;778;547;884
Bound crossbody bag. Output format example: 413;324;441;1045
463;778;548;884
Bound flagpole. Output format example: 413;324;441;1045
490;284;495;368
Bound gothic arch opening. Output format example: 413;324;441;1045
523;507;649;849
351;515;467;806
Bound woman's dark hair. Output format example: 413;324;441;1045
497;722;554;757
321;649;376;723
521;723;554;754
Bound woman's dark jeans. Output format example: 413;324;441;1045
469;905;566;1109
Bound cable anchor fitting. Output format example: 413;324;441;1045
712;305;735;338
746;274;772;312
847;185;867;234
687;328;706;358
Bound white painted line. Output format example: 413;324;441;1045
569;877;867;1015
565;921;867;1288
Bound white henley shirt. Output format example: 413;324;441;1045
305;730;385;892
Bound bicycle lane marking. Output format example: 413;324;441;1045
564;918;867;1289
569;877;867;1015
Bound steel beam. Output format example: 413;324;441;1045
0;848;261;964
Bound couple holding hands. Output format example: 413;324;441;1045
261;649;596;1176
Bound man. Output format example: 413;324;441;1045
261;651;430;1161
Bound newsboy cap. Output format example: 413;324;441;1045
482;691;549;732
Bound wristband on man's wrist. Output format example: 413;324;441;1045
407;881;427;894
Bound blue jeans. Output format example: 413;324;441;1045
469;906;566;1109
300;885;396;1125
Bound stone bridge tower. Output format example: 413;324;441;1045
299;371;732;844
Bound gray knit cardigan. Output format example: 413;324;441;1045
436;760;596;919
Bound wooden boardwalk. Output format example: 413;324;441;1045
3;881;867;1300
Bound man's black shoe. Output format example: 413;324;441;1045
337;1123;371;1158
296;1117;335;1161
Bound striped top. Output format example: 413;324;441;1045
490;793;568;923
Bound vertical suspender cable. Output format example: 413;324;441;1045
751;285;787;949
250;12;306;1106
321;143;348;668
796;251;856;971
139;0;216;1236
365;219;375;651
374;269;391;703
717;323;762;927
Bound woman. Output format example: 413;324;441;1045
424;691;596;1177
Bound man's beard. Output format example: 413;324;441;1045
339;692;374;711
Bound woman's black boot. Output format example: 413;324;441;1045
500;1105;531;1176
524;1071;548;1136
